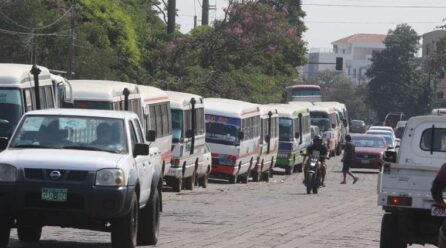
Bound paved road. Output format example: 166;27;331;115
8;157;435;247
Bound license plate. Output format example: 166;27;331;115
361;159;370;164
431;206;446;217
41;188;67;202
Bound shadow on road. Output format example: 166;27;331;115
9;239;110;248
332;170;379;175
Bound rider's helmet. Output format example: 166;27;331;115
313;135;322;144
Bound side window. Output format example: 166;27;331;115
167;104;172;134
128;121;138;150
46;87;54;108
162;104;168;136
156;105;163;137
133;119;144;143
185;109;192;134
23;89;33;112
420;128;446;152
39;87;47;109
149;106;156;132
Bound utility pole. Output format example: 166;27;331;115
68;0;76;79
202;0;209;26
167;0;176;41
194;15;197;28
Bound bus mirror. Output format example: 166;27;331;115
0;137;8;150
332;124;336;129
186;129;194;139
265;135;271;143
295;132;300;139
238;131;245;140
343;120;348;127
146;130;156;142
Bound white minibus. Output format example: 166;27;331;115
204;98;261;184
167;91;210;192
309;105;341;156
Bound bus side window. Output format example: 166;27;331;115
149;105;156;134
45;86;54;108
23;89;33;112
161;104;168;137
156;105;162;138
39;87;47;109
167;104;172;134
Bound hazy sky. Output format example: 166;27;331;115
176;0;446;49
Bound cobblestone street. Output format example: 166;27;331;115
8;157;435;247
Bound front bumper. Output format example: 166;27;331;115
0;181;135;226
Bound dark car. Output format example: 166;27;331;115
350;120;367;133
351;134;387;170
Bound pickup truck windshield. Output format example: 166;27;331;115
205;115;241;146
0;88;23;139
10;115;128;154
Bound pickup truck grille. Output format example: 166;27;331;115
24;169;89;182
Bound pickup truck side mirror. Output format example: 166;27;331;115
146;130;156;142
383;151;397;163
185;129;194;139
295;132;300;139
133;143;149;157
0;137;8;150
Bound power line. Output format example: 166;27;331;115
303;3;446;8
0;6;72;31
0;27;70;37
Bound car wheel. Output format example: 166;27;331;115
137;188;160;246
173;177;182;192
251;170;260;182
0;219;11;248
261;171;270;182
380;213;406;248
185;171;196;190
111;192;138;248
17;225;42;243
200;170;209;188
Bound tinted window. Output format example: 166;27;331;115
420;128;446;152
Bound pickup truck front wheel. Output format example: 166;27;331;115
138;188;160;245
17;225;42;242
111;192;138;248
380;213;407;248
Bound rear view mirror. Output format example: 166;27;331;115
146;130;156;142
265;135;271;143
133;143;149;157
186;129;194;139
0;137;8;150
383;151;397;163
238;131;245;141
295;132;300;139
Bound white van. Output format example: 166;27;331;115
138;85;173;179
254;105;279;182
0;64;72;140
309;105;341;156
270;104;311;174
314;101;349;145
204;98;261;184
166;91;210;192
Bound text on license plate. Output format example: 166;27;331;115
41;188;67;202
431;206;446;217
361;159;370;164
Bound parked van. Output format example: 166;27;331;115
309;105;341;156
167;91;209;192
138;85;173;179
254;105;279;182
273;104;311;174
204;98;261;184
0;64;72;140
314;101;349;146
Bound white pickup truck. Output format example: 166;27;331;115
0;109;162;248
378;115;446;247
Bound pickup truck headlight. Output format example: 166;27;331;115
96;169;126;186
0;164;17;182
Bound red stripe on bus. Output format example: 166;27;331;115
144;96;169;103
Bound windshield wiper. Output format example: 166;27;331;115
62;145;119;154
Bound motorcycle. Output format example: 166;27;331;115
304;151;323;194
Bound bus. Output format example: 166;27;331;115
273;104;311;174
287;84;321;103
167;91;209;192
309;105;341;156
254;105;279;182
313;101;349;147
0;64;72;140
204;98;261;184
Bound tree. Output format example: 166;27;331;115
367;24;431;120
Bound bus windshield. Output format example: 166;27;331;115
292;88;321;96
0;88;23;138
311;118;331;132
279;118;294;141
171;109;183;143
74;101;113;110
205;115;241;146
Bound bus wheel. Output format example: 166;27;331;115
228;173;237;184
173;177;182;192
185;171;196;190
252;171;260;182
285;167;292;175
261;171;270;182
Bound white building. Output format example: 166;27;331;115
422;30;446;107
332;33;386;85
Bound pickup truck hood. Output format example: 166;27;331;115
355;147;386;154
0;149;125;171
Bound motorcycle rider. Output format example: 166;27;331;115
304;135;329;187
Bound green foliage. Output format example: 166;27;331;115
367;24;431;120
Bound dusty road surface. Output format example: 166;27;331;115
8;156;436;248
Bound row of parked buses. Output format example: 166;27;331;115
0;64;350;191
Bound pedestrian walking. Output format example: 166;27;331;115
341;134;359;184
